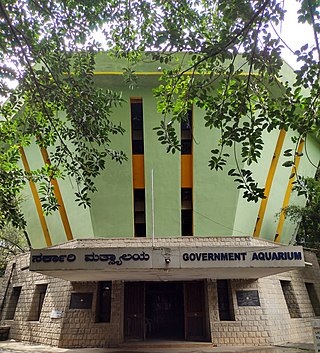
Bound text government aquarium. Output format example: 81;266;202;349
182;251;303;262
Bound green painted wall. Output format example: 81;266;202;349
280;135;320;244
143;89;181;237
88;89;133;238
259;131;296;241
87;84;181;238
20;167;47;249
23;142;67;246
232;129;280;238
193;105;240;236
22;137;95;247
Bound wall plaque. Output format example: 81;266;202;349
50;309;62;319
236;290;260;306
69;293;93;309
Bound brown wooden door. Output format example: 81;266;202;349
124;282;145;340
184;281;208;341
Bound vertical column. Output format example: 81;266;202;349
181;109;193;236
131;98;146;237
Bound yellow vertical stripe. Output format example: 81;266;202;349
39;147;74;241
275;138;305;243
132;155;145;188
253;129;286;238
181;154;193;188
19;147;52;247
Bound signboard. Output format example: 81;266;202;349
50;309;62;319
236;290;260;306
30;246;304;271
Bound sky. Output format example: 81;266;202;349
278;1;315;68
90;1;314;70
2;1;316;97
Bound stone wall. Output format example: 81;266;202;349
0;254;68;346
207;251;320;346
50;236;275;249
258;251;320;345
0;254;124;348
59;281;123;347
208;279;271;346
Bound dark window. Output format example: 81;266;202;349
28;284;47;321
96;281;112;322
181;188;193;236
69;293;93;309
182;210;193;236
134;189;146;237
131;99;144;154
280;280;301;318
181;140;192;155
5;286;22;320
217;280;235;321
305;282;320;316
181;110;192;154
132;140;144;154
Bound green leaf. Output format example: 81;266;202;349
282;161;294;167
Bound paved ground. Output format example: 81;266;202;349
0;341;315;353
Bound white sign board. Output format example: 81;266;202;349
30;246;305;271
50;309;62;319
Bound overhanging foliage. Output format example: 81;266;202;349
0;0;319;229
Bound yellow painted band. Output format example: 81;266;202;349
181;154;193;188
19;147;52;247
39;147;74;241
93;71;259;76
132;155;145;188
275;138;305;243
253;129;286;238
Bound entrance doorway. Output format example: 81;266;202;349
145;282;184;339
124;280;209;341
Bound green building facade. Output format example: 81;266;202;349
20;54;320;248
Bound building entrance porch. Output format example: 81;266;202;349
124;280;210;342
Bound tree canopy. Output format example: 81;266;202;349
0;224;29;275
0;0;319;229
283;175;320;254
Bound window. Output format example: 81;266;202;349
96;281;112;322
69;293;93;309
5;286;22;320
131;99;144;154
181;108;193;235
181;188;193;236
217;280;235;321
28;284;47;321
134;189;146;237
181;110;192;154
131;98;146;237
305;282;320;316
280;280;301;318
